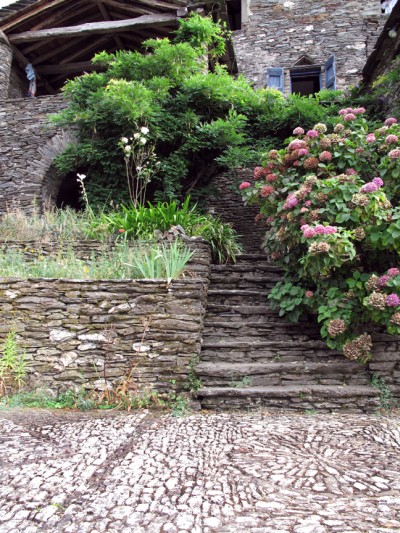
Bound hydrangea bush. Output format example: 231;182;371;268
240;109;400;362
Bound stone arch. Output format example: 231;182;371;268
30;130;77;211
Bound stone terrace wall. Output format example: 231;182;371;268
234;0;385;90
0;95;69;213
0;239;211;394
207;170;266;253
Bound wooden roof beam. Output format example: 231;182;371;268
36;60;103;75
96;0;125;50
29;1;94;32
8;14;180;43
11;44;56;94
1;0;71;32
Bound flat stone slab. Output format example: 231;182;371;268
0;409;400;532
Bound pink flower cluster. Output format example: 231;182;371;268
301;224;337;238
319;151;332;162
253;166;267;180
346;168;357;175
388;268;400;277
298;148;309;156
385;117;398;126
305;290;314;298
288;139;307;151
283;195;299;209
266;173;277;182
339;107;365;116
389;149;400;159
344;113;356;122
239;181;251;190
386;134;399;144
293;127;305;136
360;177;383;193
386;294;400;307
261;185;275;197
366;133;376;143
306;130;319;138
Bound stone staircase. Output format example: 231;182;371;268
196;254;380;412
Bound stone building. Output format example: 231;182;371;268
232;0;390;94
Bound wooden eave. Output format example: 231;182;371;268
363;3;400;85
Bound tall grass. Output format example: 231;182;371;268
0;243;193;280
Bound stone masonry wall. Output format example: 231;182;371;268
0;95;69;213
0;32;12;101
207;170;266;253
234;0;385;90
0;239;210;394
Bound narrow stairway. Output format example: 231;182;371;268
196;254;380;412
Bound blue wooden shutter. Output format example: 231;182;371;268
266;67;284;93
325;56;336;90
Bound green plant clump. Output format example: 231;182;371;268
240;109;400;362
0;330;27;396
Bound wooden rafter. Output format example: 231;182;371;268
0;0;71;32
28;1;93;31
36;60;102;75
96;1;125;49
59;35;110;64
8;14;179;43
24;37;88;64
100;0;158;17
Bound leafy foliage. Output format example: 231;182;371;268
52;15;350;209
240;109;400;361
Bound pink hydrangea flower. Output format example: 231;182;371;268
293;127;305;135
269;150;278;159
354;107;366;114
345;108;354;113
360;182;378;193
346;168;357;175
239;181;251;190
306;130;319;138
305;291;314;298
253;166;265;180
344;113;356;122
372;177;384;188
288;139;307;151
378;275;391;287
389;149;400;159
266;173;277;182
324;226;338;234
366;134;376;143
305;200;312;206
386;294;400;307
388;268;400;277
260;185;274;197
286;195;299;208
338;109;347;116
303;228;316;238
298;148;309;156
300;207;309;213
301;224;310;231
314;224;325;234
319;151;332;162
386;134;399;144
385;117;398;126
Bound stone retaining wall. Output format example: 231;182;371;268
0;239;211;394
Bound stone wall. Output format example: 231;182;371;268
0;239;211;394
207;169;266;253
0;31;12;101
0;95;69;213
233;0;385;90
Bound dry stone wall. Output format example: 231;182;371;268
0;95;68;213
0;239;210;394
234;0;385;90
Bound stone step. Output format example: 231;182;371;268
196;385;380;413
196;361;371;387
202;320;321;337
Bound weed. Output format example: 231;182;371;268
229;376;252;388
274;353;281;361
0;330;27;396
185;355;202;392
298;392;306;400
371;374;397;410
304;409;317;415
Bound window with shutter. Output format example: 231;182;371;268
325;56;336;90
266;67;284;93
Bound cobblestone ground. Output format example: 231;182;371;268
0;410;400;532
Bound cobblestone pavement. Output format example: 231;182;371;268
0;410;400;532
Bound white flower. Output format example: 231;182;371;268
77;173;86;180
124;145;132;152
121;137;129;144
133;133;140;139
140;138;147;145
141;126;149;135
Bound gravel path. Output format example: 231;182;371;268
0;409;399;532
